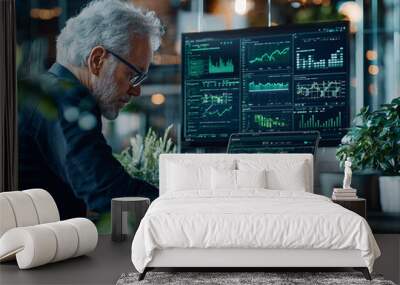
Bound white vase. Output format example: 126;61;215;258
379;176;400;213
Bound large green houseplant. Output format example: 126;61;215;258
336;97;400;213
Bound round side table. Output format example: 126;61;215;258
111;197;150;242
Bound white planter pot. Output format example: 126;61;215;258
379;176;400;213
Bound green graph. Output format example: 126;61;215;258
249;47;290;64
299;112;342;129
209;57;234;73
296;80;342;99
249;81;289;92
202;79;240;88
189;59;205;77
296;47;344;70
201;94;228;104
254;114;287;128
204;106;232;117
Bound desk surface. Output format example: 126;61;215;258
0;235;133;285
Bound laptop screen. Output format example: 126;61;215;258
227;131;320;154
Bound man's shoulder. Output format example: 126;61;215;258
41;69;98;115
40;71;88;102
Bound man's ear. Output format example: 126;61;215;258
87;46;108;76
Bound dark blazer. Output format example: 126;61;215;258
18;63;159;219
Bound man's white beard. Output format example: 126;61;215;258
92;64;119;120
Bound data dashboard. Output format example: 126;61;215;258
182;21;349;147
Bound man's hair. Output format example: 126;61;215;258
56;0;163;67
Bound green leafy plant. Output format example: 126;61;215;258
294;5;345;23
97;126;176;234
336;97;400;175
114;125;176;186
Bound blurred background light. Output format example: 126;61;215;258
338;1;362;23
291;1;302;9
366;50;377;61
234;0;247;15
30;7;62;20
368;65;379;75
151;93;166;105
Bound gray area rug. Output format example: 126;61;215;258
116;272;396;285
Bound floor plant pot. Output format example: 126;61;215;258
379;176;400;213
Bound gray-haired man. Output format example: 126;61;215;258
18;0;164;218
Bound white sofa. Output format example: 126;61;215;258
132;154;379;281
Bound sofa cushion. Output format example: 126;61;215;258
0;189;60;238
0;218;97;269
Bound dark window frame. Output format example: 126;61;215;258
0;0;18;191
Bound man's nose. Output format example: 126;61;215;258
128;85;141;97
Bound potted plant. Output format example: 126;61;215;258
114;124;176;187
336;97;400;213
95;125;176;234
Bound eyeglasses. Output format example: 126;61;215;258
105;48;148;87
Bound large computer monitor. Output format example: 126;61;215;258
181;21;350;147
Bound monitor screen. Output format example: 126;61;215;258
227;131;320;154
181;21;350;147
